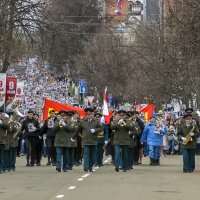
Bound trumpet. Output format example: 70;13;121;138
59;119;65;127
118;119;126;127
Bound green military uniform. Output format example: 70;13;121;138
72;119;102;145
111;121;136;145
111;119;135;171
54;120;76;147
177;117;200;173
72;117;103;172
177;122;199;149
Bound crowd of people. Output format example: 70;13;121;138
0;103;200;174
8;59;80;117
0;60;200;174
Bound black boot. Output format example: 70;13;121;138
155;159;160;166
152;159;156;166
150;158;153;166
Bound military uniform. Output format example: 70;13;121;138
177;117;200;173
111;116;135;172
0;119;10;173
128;121;140;169
72;112;103;172
54;118;76;172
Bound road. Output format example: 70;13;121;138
1;155;200;200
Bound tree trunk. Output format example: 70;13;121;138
1;0;16;73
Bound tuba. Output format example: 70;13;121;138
2;113;10;123
11;108;24;138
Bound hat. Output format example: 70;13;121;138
84;108;94;115
150;114;157;119
183;114;192;119
158;110;163;115
94;112;102;117
132;111;139;115
117;110;126;115
58;110;68;115
125;112;131;117
66;112;73;117
185;108;194;113
27;110;34;114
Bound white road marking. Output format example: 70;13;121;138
81;174;90;178
56;195;64;198
77;178;84;181
68;186;76;190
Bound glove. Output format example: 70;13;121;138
0;120;2;125
181;137;187;142
190;132;194;136
71;138;76;142
39;136;42;140
32;127;37;131
91;129;95;133
104;141;108;146
62;121;66;127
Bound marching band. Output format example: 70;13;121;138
0;107;200;174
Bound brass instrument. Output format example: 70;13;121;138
59;119;65;127
118;119;126;127
12;107;24;121
11;108;24;138
182;123;195;145
2;113;10;123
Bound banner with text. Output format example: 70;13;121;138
14;81;24;106
6;77;17;111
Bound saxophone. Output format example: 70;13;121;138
182;122;195;145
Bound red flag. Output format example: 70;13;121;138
43;99;86;121
102;87;112;124
139;104;156;121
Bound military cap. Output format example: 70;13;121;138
66;112;73;117
84;108;94;115
185;108;194;113
58;110;68;115
132;111;139;115
183;114;192;119
94;112;102;117
117;110;126;115
125;112;131;117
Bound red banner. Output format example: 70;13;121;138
43;99;86;121
139;104;156;121
6;77;17;109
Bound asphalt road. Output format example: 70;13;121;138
1;155;200;200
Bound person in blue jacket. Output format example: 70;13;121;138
140;115;165;166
